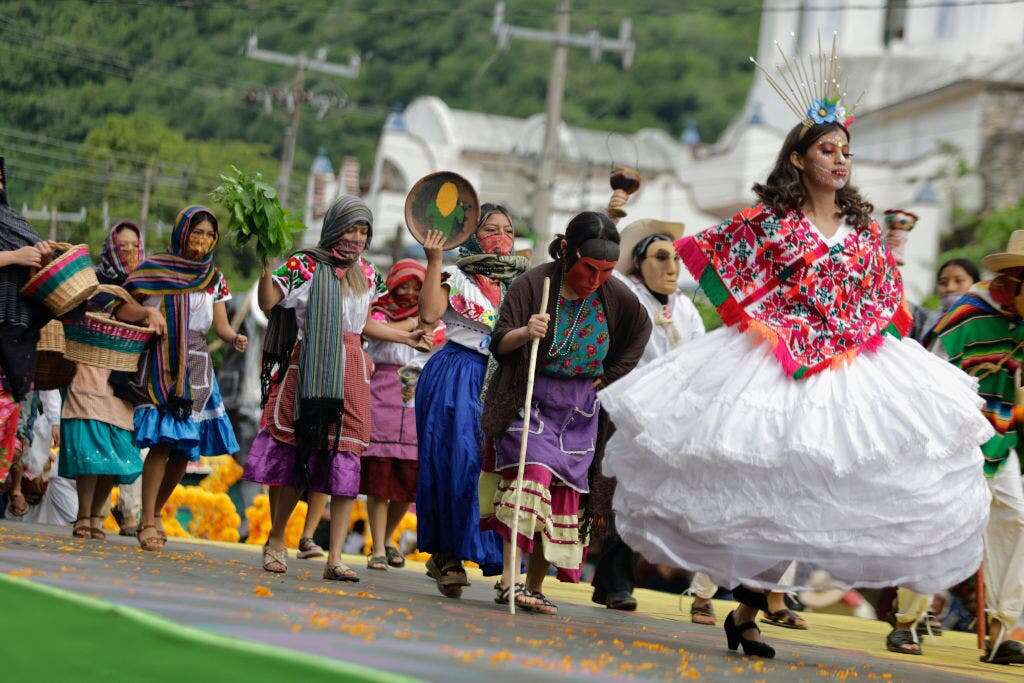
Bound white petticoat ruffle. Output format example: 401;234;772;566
598;327;993;594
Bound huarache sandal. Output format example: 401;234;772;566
885;627;922;655
261;544;287;574
691;600;717;625
297;537;325;559
426;555;465;598
323;563;360;582
524;590;558;616
137;524;162;552
385;545;405;568
494;582;543;611
72;517;92;539
761;608;808;630
426;555;470;587
367;555;388;571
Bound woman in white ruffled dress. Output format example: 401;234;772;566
598;119;992;658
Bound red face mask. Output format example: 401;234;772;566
478;233;514;256
566;257;616;297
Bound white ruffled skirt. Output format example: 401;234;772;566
598;327;993;594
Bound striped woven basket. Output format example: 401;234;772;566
63;285;154;372
20;242;99;316
34;320;76;390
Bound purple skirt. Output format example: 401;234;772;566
494;374;598;492
243;429;360;497
363;363;418;461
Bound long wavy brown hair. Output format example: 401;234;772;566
752;122;874;230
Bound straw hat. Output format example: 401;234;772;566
615;219;685;274
796;570;847;610
982;230;1024;273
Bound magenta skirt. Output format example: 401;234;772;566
243;429;360;497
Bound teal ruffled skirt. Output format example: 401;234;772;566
58;418;142;484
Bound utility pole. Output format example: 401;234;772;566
21;204;86;241
493;1;634;262
245;34;360;208
139;160;155;241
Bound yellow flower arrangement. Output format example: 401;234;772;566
199;455;244;494
245;494;309;549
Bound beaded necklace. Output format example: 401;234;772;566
548;292;591;358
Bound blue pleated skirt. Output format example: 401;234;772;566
134;373;239;462
414;342;503;575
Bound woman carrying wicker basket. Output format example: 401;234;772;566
59;221;147;539
114;206;247;552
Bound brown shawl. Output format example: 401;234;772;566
482;260;652;540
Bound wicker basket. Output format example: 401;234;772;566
20;242;99;316
34;320;76;390
63;285;154;372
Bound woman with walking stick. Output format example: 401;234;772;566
481;211;650;614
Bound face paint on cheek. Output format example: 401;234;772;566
566;257;615;297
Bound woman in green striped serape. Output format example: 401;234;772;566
245;196;424;582
916;234;1024;665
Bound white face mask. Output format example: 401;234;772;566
940;292;961;312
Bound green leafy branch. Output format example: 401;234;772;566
209;166;305;261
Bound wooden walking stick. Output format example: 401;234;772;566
508;277;551;615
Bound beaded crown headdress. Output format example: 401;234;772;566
750;31;863;132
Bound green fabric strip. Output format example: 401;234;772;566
698;265;729;308
0;573;419;683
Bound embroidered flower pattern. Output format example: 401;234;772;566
689;204;905;372
206;272;232;303
444;269;498;329
544;295;609;378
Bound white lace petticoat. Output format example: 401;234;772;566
598;326;993;594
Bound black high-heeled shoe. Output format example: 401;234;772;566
724;610;776;659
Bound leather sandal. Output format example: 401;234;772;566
367;555;388;571
495;582;544;612
323;563;360;582
137;524;162;552
886;627;922;655
691;600;717;625
385;545;405;568
761;608;808;630
72;517;92;539
261;544;287;574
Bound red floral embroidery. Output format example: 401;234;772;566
680;204;908;376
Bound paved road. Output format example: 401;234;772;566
0;522;997;682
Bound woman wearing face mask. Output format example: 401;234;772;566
244;196;423;582
360;258;436;571
913;258;981;347
60;221;146;540
597;112;992;656
415;203;529;597
114;206;244;552
480;211;651;614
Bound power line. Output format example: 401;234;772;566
86;0;1024;19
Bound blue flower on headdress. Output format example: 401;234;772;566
807;98;838;125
